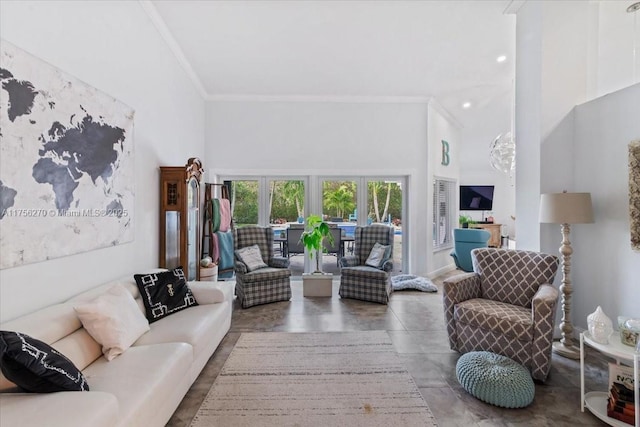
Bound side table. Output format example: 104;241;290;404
580;331;639;427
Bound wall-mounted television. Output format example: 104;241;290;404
460;185;494;211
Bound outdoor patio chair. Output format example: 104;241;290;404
323;225;343;266
286;224;305;258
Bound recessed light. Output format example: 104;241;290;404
462;102;471;109
496;55;507;63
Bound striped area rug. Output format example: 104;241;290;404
190;331;438;427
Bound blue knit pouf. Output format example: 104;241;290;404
456;351;535;408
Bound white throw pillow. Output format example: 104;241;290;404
365;242;391;268
74;284;150;361
235;244;268;272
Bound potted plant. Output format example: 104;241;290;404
459;214;476;228
300;214;335;296
301;214;335;273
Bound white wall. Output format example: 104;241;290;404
0;1;205;322
594;1;640;97
515;0;593;252
514;1;640;331
206;99;443;276
569;84;640;325
426;101;461;275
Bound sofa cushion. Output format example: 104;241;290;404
134;302;231;381
0;304;82;346
134;268;198;323
0;390;118;427
73;285;150;361
0;331;90;392
83;342;193;427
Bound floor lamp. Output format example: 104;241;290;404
539;192;594;359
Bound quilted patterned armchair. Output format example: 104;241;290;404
443;248;559;381
233;226;292;308
339;224;395;304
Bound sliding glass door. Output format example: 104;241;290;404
320;177;405;275
268;179;305;224
220;175;406;276
225;179;259;226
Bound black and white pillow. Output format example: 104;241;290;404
0;330;89;393
134;267;198;323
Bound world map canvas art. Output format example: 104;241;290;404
0;40;134;269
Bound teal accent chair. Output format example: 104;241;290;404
450;228;491;272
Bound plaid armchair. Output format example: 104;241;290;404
234;226;292;308
443;248;559;381
339;224;395;304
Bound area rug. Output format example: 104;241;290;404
190;331;438;427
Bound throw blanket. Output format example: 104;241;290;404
218;199;232;232
210;199;221;233
216;230;234;279
210;233;220;265
391;274;437;292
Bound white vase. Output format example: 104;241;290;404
587;306;613;344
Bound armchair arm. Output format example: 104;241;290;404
234;260;248;275
269;257;290;269
340;255;359;268
381;259;393;272
530;284;559;381
442;273;481;350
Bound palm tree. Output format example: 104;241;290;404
324;184;355;218
369;181;393;222
282;180;305;219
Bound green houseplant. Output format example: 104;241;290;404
300;214;335;273
459;214;476;228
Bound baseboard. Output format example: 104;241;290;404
428;263;457;279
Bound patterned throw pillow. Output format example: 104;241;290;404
134;267;198;323
365;242;391;268
0;331;90;392
235;244;268;272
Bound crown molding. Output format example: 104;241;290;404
504;0;526;14
427;98;464;130
138;0;208;99
206;94;433;104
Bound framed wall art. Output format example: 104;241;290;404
0;40;135;269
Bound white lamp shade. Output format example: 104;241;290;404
539;192;594;224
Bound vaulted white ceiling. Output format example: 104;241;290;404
150;0;515;130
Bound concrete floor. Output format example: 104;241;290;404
167;271;611;427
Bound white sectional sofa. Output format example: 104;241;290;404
0;271;233;427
